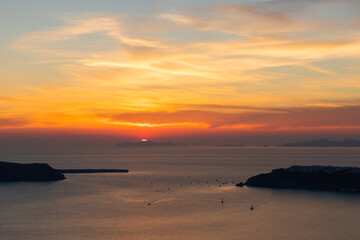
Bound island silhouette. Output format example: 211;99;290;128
237;165;360;193
281;138;360;147
115;140;177;147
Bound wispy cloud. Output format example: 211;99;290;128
0;118;30;127
5;1;360;135
302;64;335;75
100;105;360;129
159;14;194;25
12;15;163;52
0;96;26;102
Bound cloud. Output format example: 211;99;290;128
7;2;360;133
169;103;287;113
0;96;26;102
82;61;215;78
13;8;360;75
159;14;194;25
0;118;30;127
100;105;360;129
301;64;335;75
12;15;163;52
158;3;318;36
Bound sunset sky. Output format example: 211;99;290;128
1;0;360;146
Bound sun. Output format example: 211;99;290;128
141;139;148;142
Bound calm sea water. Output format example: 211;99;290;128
1;147;360;240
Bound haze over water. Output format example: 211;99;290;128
1;147;360;240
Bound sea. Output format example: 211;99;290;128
0;146;360;240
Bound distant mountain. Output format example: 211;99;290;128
217;144;245;147
115;140;177;147
281;138;360;147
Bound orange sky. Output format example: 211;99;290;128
1;0;360;145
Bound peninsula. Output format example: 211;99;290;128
0;162;130;182
238;165;360;193
0;161;65;182
58;169;129;173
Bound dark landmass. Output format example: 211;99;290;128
116;140;177;147
236;181;245;187
217;144;245;147
59;169;129;173
0;161;65;182
239;165;360;193
281;138;360;147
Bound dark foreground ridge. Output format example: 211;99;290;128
0;161;65;182
58;169;129;173
238;166;360;193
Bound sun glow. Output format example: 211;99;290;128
1;1;360;142
141;139;148;142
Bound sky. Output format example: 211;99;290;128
0;0;360;146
